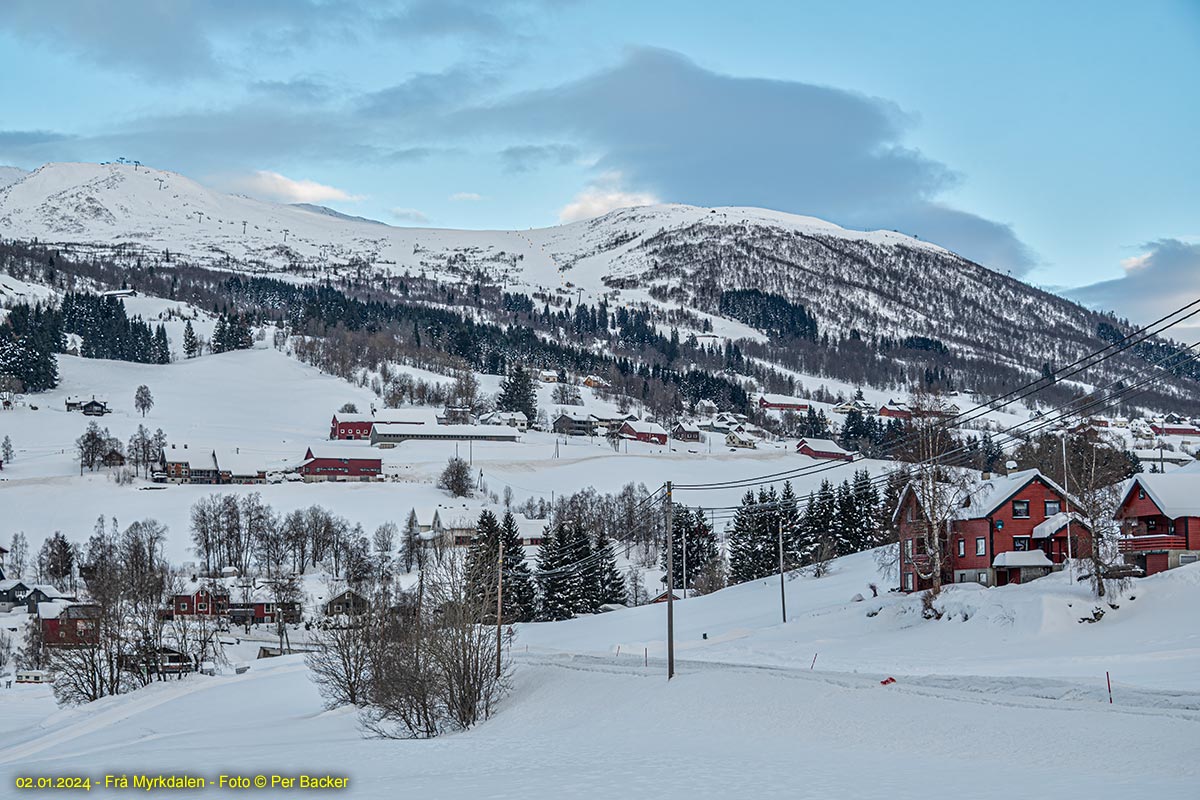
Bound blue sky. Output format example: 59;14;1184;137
1;0;1197;320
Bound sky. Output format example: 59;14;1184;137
0;0;1197;324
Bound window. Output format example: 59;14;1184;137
1148;519;1158;532
957;539;965;557
904;538;914;558
1045;500;1061;517
976;537;986;556
1181;554;1198;565
1138;488;1146;500
906;505;914;522
903;573;914;591
197;602;208;612
1013;537;1030;551
978;571;989;585
1012;500;1030;518
958;573;966;583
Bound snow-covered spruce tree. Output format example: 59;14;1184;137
727;491;762;584
2;434;14;464
660;506;720;589
182;320;199;358
536;521;579;621
499;512;537;622
465;510;503;620
496;364;537;423
594;528;628;606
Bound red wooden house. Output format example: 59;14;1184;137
619;420;668;444
171;587;231;618
795;437;854;462
895;469;1090;592
879;401;912;420
329;411;424;440
299;447;382;481
1115;473;1200;575
39;602;101;647
758;393;809;412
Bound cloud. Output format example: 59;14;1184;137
450;192;483;201
227;170;362;204
359;63;502;118
1071;239;1200;330
499;144;580;173
558;178;658;223
454;47;1036;274
390;207;431;224
0;0;351;79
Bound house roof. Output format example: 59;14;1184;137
797;438;851;455
623;420;668;436
0;579;28;592
214;450;263;476
302;446;381;462
554;410;593;423
36;601;68;619
333;410;428;425
992;550;1053;568
1123;473;1200;518
27;584;67;598
673;421;701;432
959;469;1076;520
1031;511;1088;538
760;393;807;406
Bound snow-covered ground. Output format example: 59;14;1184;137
2;551;1198;798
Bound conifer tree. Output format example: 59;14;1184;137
183;320;199;358
593;527;628;606
727;491;761;584
499;511;537;622
536;521;578;621
496;364;537;423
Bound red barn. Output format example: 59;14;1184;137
1149;423;1200;436
1115;473;1200;575
895;469;1091;592
795;437;854;462
618;420;668;445
330;411;424;440
758;393;809;412
300;447;382;480
879;401;912;420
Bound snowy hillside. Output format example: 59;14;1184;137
1;161;1169;405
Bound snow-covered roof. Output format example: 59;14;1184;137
0;579;28;592
37;601;68;619
1124;473;1200;518
302;446;381;462
959;469;1075;520
332;410;427;425
797;437;850;455
1031;512;1087;539
555;410;593;422
992;550;1053;568
214;449;263;476
673;421;701;432
623;420;668;435
27;584;67;598
760;393;807;406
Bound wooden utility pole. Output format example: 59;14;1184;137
495;533;505;679
665;481;675;680
778;515;787;624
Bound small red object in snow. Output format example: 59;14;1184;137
880;677;896;685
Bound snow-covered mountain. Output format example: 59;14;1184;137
0;161;1178;401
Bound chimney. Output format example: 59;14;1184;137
1004;459;1018;476
981;471;992;481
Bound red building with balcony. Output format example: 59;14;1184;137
1115;473;1200;575
895;468;1091;592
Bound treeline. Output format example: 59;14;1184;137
0;303;59;391
726;471;889;582
718;288;818;341
60;293;170;363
